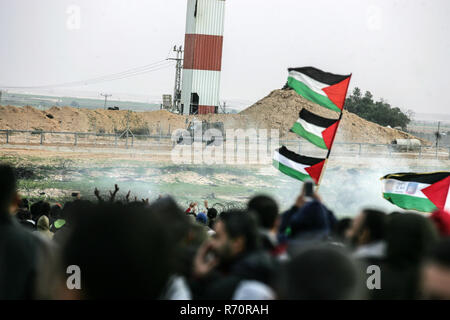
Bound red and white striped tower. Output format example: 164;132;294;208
181;0;226;115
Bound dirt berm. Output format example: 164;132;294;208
0;89;426;144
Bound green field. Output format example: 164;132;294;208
1;153;448;216
0;92;160;111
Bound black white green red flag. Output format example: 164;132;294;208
273;146;326;184
290;109;340;150
287;67;351;113
381;172;450;212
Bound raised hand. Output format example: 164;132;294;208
94;187;103;202
193;240;218;279
109;184;120;202
295;183;321;208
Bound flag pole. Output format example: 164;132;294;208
316;74;352;191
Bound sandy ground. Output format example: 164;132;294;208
0;89;429;145
1;144;448;167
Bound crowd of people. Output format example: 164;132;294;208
1;163;450;300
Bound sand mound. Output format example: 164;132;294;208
239;89;426;144
0;105;185;134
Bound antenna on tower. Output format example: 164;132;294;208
219;101;227;114
168;45;183;114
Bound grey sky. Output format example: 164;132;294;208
1;0;449;114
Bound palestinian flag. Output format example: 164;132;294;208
291;109;340;150
273;146;326;184
381;172;450;212
287;67;351;113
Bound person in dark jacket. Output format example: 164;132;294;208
421;238;450;299
204;200;218;230
248;195;286;258
207;207;218;229
0;164;42;300
373;212;438;300
278;187;336;248
347;209;387;265
30;200;50;223
190;210;277;300
16;209;36;231
58;201;177;299
332;217;353;241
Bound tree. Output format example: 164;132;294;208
345;88;411;130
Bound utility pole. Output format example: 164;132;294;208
435;121;441;158
100;93;112;109
168;45;183;113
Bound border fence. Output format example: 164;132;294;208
0;129;449;160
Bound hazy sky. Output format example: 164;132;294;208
1;0;449;114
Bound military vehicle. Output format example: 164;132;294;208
176;119;225;146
